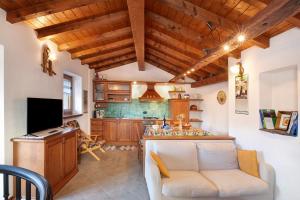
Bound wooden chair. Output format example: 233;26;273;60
66;120;105;161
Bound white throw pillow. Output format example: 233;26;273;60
154;141;198;171
197;142;238;170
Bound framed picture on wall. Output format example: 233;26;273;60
235;74;249;115
83;90;88;113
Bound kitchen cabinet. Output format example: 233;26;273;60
103;119;118;142
93;80;132;103
169;99;190;123
91;119;145;145
131;121;144;142
118;120;132;142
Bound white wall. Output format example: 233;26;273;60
0;9;91;166
100;62;228;134
228;28;300;200
0;44;4;198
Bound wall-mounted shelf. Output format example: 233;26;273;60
189;99;204;101
189;119;203;122
168;91;186;93
190;109;203;112
259;128;297;137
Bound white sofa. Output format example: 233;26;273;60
145;140;275;200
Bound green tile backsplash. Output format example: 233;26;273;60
102;99;169;119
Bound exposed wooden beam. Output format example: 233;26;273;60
127;0;145;71
6;0;103;23
191;73;228;88
71;38;133;59
170;0;300;82
90;53;136;69
36;10;128;39
287;14;300;27
157;0;270;48
82;46;135;65
58;27;131;51
95;58;137;72
79;43;133;60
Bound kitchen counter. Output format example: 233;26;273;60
91;117;174;121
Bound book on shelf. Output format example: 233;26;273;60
287;111;298;136
259;109;276;129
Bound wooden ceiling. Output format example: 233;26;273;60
0;0;299;87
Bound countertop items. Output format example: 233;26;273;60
144;126;210;137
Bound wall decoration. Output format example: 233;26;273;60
83;90;88;113
217;90;226;105
235;74;248;115
275;111;292;131
41;45;56;76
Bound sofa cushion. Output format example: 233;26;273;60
201;169;268;198
197;142;238;170
162;171;218;198
154;141;198;171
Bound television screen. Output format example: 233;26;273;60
27;98;63;134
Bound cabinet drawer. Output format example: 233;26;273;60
91;120;103;126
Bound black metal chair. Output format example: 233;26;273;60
0;165;52;200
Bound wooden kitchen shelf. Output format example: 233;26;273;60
190;109;203;112
189;119;203;122
189;99;204;101
168;91;186;93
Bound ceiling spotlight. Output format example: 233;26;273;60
184;73;187;76
133;81;137;84
237;34;246;42
187;71;191;74
191;69;195;72
223;44;230;51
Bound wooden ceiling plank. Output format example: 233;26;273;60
36;10;128;39
6;0;103;23
287;14;300;27
146;59;179;76
170;0;300;82
157;0;270;48
71;38;133;59
95;58;137;72
191;73;228;88
127;0;145;71
146;55;199;80
146;47;208;77
82;46;135;65
58;27;131;51
89;53;136;69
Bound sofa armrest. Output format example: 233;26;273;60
259;162;275;194
145;155;162;200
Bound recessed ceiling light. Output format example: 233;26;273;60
237;34;246;42
133;81;137;84
184;73;187;76
187;71;191;74
191;69;195;72
223;44;230;51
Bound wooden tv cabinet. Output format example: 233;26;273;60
11;128;78;195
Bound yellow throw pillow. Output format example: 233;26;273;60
237;150;260;178
150;151;170;178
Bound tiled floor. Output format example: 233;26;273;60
55;150;150;200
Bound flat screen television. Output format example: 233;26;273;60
27;98;63;134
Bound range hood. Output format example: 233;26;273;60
139;82;163;102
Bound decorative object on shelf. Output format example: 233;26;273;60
190;105;198;111
235;74;249;115
183;94;190;99
94;109;105;118
259;109;276;129
95;102;107;109
41;45;56;76
176;114;185;131
182;123;191;130
275;111;292;131
217;90;226;105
